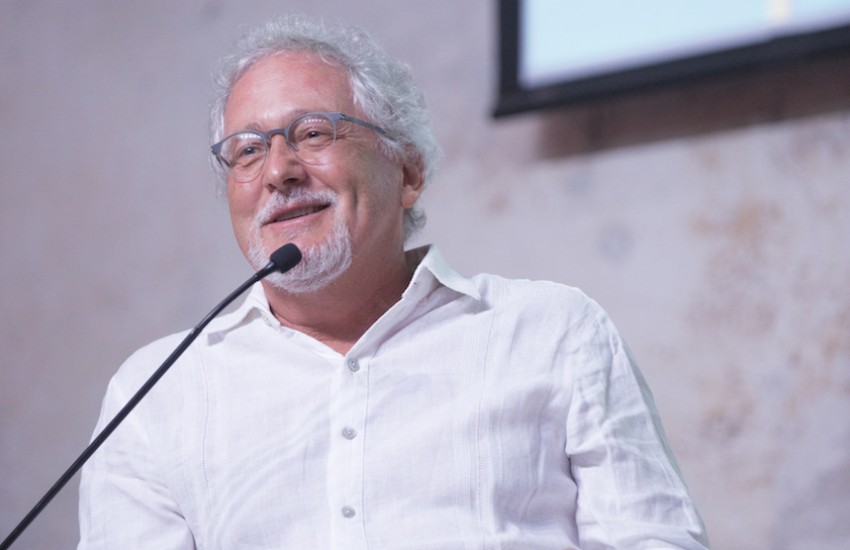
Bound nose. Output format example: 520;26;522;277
261;134;306;191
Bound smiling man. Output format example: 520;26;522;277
221;50;424;352
78;14;710;550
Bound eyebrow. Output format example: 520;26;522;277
235;109;317;134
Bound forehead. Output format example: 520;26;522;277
225;52;355;128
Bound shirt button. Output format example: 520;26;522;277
342;427;357;440
347;359;360;372
341;506;356;518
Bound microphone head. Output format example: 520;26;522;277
268;243;302;274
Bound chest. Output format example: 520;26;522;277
151;305;579;547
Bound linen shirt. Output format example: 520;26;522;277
78;245;709;549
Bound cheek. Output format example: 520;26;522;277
366;159;406;200
227;182;259;218
226;184;264;245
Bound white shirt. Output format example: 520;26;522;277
78;245;709;549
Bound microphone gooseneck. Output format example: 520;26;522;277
0;243;302;550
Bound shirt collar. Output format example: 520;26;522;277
404;244;480;301
202;280;275;338
204;244;480;338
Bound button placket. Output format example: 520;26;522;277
326;354;369;548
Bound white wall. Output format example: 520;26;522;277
2;2;849;548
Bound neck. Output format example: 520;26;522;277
261;248;418;355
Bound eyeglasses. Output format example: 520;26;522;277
211;112;388;182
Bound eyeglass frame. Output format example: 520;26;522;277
210;111;389;181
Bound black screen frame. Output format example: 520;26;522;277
494;0;850;117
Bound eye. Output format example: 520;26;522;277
291;115;335;148
226;133;267;165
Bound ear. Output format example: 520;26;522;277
400;151;426;209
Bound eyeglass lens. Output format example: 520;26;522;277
218;113;338;181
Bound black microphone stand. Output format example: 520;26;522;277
0;243;301;549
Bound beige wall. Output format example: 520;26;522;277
2;2;849;548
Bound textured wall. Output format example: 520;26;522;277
2;2;849;548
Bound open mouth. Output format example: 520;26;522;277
267;203;331;224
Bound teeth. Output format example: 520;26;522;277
274;205;325;222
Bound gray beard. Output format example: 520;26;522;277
247;190;353;294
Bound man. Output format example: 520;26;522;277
79;14;709;549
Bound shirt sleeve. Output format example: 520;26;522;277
565;305;710;549
78;374;196;549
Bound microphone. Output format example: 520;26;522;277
257;242;303;279
0;243;302;550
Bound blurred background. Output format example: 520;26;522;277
2;1;849;548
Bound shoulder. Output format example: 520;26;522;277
106;329;193;395
108;296;258;391
469;272;608;327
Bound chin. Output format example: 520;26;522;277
249;221;353;294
